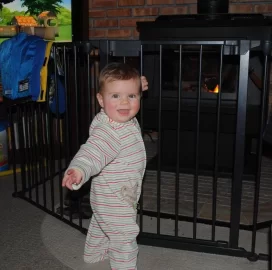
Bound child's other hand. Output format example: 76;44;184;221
62;168;83;190
141;76;148;91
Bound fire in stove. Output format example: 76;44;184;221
208;84;219;93
213;85;219;93
204;76;220;93
160;45;240;96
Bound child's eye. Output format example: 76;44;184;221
112;94;119;98
129;94;137;99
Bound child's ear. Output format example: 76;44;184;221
96;93;104;108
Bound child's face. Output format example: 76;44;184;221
96;78;141;123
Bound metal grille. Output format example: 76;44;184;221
8;40;271;262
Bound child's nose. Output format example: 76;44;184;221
120;97;129;104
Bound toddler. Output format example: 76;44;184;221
62;62;148;270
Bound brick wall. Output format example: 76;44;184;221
88;0;272;39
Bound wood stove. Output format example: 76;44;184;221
137;12;272;178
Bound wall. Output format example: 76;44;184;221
88;0;272;39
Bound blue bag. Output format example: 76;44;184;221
0;32;46;101
47;48;66;114
48;73;66;115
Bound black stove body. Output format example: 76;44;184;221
137;13;272;178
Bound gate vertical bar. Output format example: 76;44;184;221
212;45;224;241
8;107;18;196
99;40;109;72
157;45;162;234
19;105;27;194
73;44;80;150
46;67;55;213
30;102;40;204
24;105;32;200
87;44;92;126
94;54;100;114
229;40;250;248
251;52;270;256
35;104;43;200
28;105;35;200
40;104;47;208
175;45;183;236
53;46;64;218
139;44;144;234
63;45;71;169
21;106;28;194
97;40;109;115
73;44;83;227
36;104;45;206
193;45;203;239
20;106;27;192
9;107;17;195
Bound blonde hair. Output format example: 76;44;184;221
99;62;141;93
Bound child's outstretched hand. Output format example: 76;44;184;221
141;76;148;91
62;168;83;190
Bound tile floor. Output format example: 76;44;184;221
143;135;272;226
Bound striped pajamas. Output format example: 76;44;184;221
68;109;146;270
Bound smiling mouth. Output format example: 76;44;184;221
118;109;130;115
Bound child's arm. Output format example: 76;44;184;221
62;123;121;190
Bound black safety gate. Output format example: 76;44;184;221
8;39;272;265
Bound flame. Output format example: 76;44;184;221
213;84;219;93
208;84;219;93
